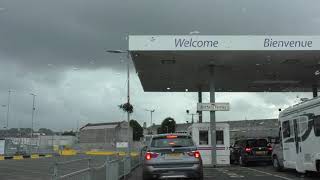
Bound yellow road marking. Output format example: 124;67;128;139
85;151;116;156
13;155;23;160
45;154;52;158
84;151;139;156
31;154;40;159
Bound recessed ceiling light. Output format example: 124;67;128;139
185;89;189;92
166;87;171;90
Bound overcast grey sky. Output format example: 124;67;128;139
0;0;319;131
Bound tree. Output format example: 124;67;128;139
38;128;54;135
129;120;143;141
7;128;19;137
157;127;162;134
118;102;133;114
61;131;76;136
158;117;176;134
19;128;32;137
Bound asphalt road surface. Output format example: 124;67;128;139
1;158;319;180
128;164;320;180
0;155;108;180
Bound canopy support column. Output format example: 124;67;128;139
198;89;202;123
209;65;217;167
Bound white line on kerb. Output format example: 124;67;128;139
242;167;294;180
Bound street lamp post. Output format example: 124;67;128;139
145;109;155;127
1;105;6;129
30;93;36;138
186;110;198;123
6;90;12;129
106;49;131;159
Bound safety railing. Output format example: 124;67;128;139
51;155;140;180
52;158;92;180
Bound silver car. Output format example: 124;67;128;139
142;134;203;180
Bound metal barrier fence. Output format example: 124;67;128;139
51;155;140;180
4;138;55;156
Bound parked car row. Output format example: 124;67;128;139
230;138;273;166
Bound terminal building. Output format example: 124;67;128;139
79;121;132;151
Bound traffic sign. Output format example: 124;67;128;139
197;103;230;111
116;142;128;148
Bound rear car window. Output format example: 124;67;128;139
246;139;268;147
151;135;194;148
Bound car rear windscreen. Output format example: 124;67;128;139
151;135;194;148
246;139;268;147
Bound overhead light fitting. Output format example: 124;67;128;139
161;60;176;65
252;80;300;84
166;87;171;90
281;59;300;65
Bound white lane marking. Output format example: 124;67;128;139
215;168;244;178
242;167;294;180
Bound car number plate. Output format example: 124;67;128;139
255;151;266;155
165;153;182;159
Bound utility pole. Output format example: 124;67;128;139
30;93;36;138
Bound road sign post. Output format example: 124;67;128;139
197;99;230;167
197;103;230;111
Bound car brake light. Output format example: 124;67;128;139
245;147;252;153
166;135;177;139
187;151;201;158
194;151;201;158
145;152;159;160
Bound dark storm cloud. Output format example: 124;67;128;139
0;0;320;130
1;0;320;71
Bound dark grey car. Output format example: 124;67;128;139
142;134;203;180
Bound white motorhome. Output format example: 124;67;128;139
273;97;320;173
187;122;230;166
